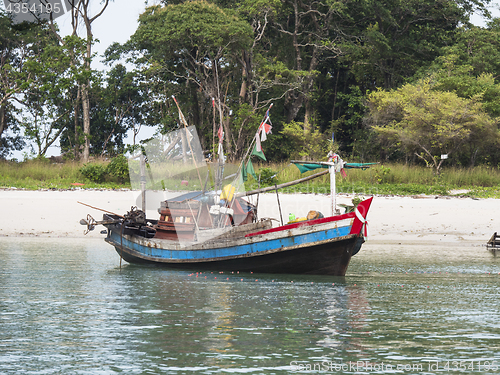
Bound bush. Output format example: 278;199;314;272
79;163;106;183
106;155;129;183
281;121;330;160
258;167;278;186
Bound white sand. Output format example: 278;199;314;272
0;189;498;246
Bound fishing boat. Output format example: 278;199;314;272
80;101;375;276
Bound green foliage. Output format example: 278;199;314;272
4;159;500;199
134;1;253;53
3;0;500;166
0;159;81;189
340;0;471;90
257;167;278;186
366;79;498;173
79;155;130;183
351;196;362;208
339;196;363;213
281;121;330;160
329;85;367;154
105;155;129;183
373;165;392;184
427;52;500;117
79;163;107;183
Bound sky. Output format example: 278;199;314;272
5;0;500;160
470;0;500;26
56;0;151;71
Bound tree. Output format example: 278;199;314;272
125;1;255;159
423;25;500;117
93;64;145;156
274;0;345;131
313;0;494;158
341;0;491;90
47;0;110;161
19;35;88;158
0;11;35;157
412;24;500;165
366;80;498;173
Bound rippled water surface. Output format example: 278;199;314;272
1;238;499;374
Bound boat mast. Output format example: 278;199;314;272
140;154;146;211
328;135;338;215
171;96;204;188
326;150;338;216
215;63;225;192
330;163;336;216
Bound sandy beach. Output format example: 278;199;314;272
0;189;498;246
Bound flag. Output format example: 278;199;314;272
241;162;248;182
259;116;272;142
252;134;266;161
217;124;224;143
241;159;258;182
246;159;258;180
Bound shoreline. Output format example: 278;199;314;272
0;190;497;246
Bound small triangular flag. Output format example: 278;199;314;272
241;163;248;182
251;135;266;161
246;159;258;180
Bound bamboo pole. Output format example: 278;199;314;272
234;169;329;198
171;95;203;188
140;154;146;211
77;201;124;218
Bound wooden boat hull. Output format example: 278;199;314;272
103;197;372;276
105;231;363;276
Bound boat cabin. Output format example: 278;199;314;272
154;191;257;240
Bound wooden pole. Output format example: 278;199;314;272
140;154;146;212
234;169;329;198
171;96;203;187
330;165;336;215
275;183;283;226
77;201;124;218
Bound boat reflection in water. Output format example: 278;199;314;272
121;268;373;371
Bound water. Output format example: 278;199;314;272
1;238;499;374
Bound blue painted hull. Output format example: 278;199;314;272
104;219;364;276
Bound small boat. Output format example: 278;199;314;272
80;102;374;276
99;195;372;276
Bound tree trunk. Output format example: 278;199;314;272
304;98;312;135
223;114;233;161
284;92;304;123
73;87;81;159
470;147;478;167
190;82;201;129
81;81;91;161
239;50;252;104
48;0;109;162
284;0;304;123
0;103;6;139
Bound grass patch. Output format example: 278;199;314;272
245;162;500;198
0;158;130;190
2;159;500;198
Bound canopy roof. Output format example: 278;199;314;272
291;161;377;174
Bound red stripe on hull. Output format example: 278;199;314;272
245;212;355;238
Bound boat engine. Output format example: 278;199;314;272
124;206;146;225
